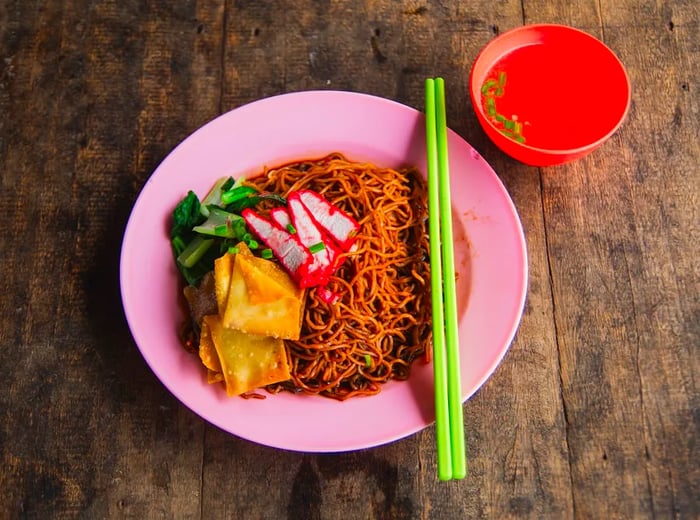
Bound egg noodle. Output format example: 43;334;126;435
248;153;432;400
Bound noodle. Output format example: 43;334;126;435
247;153;432;400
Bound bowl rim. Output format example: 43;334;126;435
469;23;632;158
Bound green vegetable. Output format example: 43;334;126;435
221;185;258;206
193;207;248;239
171;191;205;239
481;72;527;144
200;176;235;215
171;191;215;285
286;224;297;234
364;354;372;367
177;241;220;286
261;248;273;259
221;187;286;214
498;71;507;87
309;242;326;254
481;79;497;94
231;175;246;189
253;192;287;206
177;236;214;268
169;177;285;286
171;235;187;256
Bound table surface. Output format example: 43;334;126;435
1;1;698;519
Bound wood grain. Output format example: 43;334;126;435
0;0;697;518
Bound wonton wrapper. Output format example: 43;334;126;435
214;253;234;315
221;253;305;340
207;370;224;384
198;316;223;383
213;242;253;316
243;255;301;304
202;314;291;396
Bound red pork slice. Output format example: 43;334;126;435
270;207;292;231
288;194;340;287
316;285;341;305
296;190;360;252
241;209;311;282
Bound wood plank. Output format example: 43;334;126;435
200;430;428;519
81;0;225;517
0;0;222;517
521;0;603;28
535;4;699;520
1;1;96;515
603;20;699;520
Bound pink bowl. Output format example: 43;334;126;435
469;24;631;166
119;91;528;452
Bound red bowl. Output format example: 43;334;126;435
469;24;631;166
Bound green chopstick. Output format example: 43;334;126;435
435;78;467;479
425;77;467;481
425;78;451;480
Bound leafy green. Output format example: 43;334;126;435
221;186;258;206
193;207;248;239
252;192;287;206
176;240;221;286
169;178;287;287
171;235;187;257
177;236;214;268
171;191;206;239
200;176;235;215
221;186;287;213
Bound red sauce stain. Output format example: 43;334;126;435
462;210;479;221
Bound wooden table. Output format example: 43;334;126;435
1;1;697;518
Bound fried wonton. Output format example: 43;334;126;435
215;248;305;340
202;314;291;396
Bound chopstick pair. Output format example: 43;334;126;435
424;78;467;481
